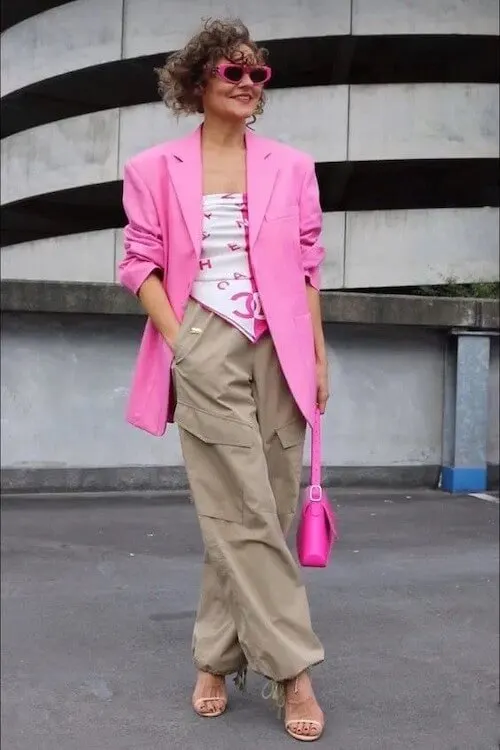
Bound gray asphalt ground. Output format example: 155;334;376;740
1;490;499;750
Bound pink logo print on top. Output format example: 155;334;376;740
231;291;266;320
199;258;212;271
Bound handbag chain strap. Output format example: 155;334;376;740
310;407;322;487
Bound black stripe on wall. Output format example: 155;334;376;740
1;158;498;247
2;34;499;139
1;0;75;32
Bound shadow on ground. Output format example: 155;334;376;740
1;490;498;750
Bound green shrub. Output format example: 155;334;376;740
416;281;500;299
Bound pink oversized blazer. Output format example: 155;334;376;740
119;126;325;436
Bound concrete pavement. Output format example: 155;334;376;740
1;490;498;750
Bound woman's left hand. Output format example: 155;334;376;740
316;360;330;414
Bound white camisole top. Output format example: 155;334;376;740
190;193;268;342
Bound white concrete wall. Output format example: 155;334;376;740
0;315;446;470
124;0;351;58
344;208;500;288
117;87;349;169
1;0;351;97
5;83;497;202
352;0;499;35
0;0;123;96
349;84;499;161
0;230;118;283
1;110;120;204
3;0;498;98
1;1;499;291
5;207;498;292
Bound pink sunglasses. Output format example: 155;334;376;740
212;63;272;85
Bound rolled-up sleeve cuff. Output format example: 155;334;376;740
119;261;162;296
305;268;321;291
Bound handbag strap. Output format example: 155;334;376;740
310;407;322;487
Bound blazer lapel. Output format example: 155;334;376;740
167;126;277;257
168;127;203;257
245;129;278;250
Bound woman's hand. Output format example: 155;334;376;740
305;284;329;414
165;323;181;354
316;359;329;414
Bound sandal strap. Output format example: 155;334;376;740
285;719;323;729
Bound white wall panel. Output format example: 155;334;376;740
320;213;345;289
344;207;500;288
0;230;117;283
1;0;350;97
255;87;348;162
114;214;345;289
0;0;123;96
4;81;495;206
119;86;348;169
123;0;350;58
118;104;200;170
349;84;500;161
352;0;499;35
1;110;120;204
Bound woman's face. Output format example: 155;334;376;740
201;44;268;123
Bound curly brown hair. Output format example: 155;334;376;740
156;18;268;117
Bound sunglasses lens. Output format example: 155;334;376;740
250;68;268;84
224;65;244;82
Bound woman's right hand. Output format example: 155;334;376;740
164;324;181;354
137;274;182;355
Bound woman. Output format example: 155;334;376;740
119;18;329;742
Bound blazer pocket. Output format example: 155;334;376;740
265;205;299;222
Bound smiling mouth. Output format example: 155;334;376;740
232;94;252;102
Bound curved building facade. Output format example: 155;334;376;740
1;1;499;490
1;0;499;288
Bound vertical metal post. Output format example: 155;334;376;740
441;331;491;493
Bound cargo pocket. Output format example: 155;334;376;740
275;417;306;450
269;416;306;516
175;402;254;523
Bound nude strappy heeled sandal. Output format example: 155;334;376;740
192;665;247;718
285;694;324;742
192;694;227;718
262;674;325;742
192;673;227;718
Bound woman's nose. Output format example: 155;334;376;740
239;72;254;86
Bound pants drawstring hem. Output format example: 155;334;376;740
261;679;286;718
233;663;248;692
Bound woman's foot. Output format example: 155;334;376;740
192;671;227;718
284;671;324;741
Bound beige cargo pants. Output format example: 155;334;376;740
172;300;324;683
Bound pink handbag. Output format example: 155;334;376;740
296;408;338;567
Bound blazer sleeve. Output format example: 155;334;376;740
299;157;325;291
118;161;165;295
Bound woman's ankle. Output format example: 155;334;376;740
285;671;314;699
196;670;225;682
